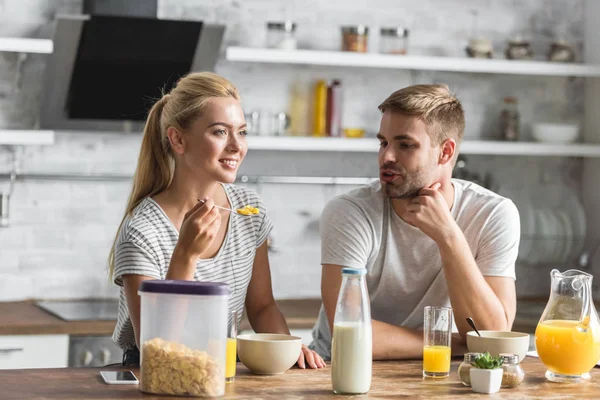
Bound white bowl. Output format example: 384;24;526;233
466;330;530;362
237;333;302;375
532;123;579;143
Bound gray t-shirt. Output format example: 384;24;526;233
309;179;520;360
112;184;272;351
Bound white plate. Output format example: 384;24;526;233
536;209;552;263
556;210;573;262
499;186;535;263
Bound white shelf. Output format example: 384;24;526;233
0;130;55;145
0;38;53;54
247;136;600;157
226;47;600;77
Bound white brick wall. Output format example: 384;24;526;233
0;0;587;301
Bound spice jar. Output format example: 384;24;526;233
505;37;533;60
341;25;368;52
458;352;481;386
266;21;297;50
379;27;409;54
499;96;519;141
499;353;525;388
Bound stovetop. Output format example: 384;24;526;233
36;300;119;321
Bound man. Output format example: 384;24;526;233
309;84;520;360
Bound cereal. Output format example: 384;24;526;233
141;338;222;397
236;205;260;215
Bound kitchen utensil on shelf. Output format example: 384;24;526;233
466;317;481;337
505;36;533;60
547;40;575;62
532;122;579;144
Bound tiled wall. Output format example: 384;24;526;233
0;0;587;301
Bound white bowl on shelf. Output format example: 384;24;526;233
532;122;579;143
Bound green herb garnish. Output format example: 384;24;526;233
471;352;503;369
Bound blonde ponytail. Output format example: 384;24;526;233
108;72;239;280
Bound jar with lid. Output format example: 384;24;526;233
341;25;368;52
499;353;525;388
458;352;481;386
266;21;297;50
138;281;230;397
499;96;519;141
379;27;409;54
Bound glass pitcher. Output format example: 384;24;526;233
535;269;600;383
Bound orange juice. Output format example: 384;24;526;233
423;345;451;373
535;320;600;375
225;338;237;381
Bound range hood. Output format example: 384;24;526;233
40;3;225;132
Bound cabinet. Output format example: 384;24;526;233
0;334;68;369
0;38;55;146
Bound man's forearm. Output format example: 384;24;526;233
372;320;468;360
372;320;422;360
438;231;511;335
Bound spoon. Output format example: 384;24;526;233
196;199;256;217
214;204;256;216
466;317;481;337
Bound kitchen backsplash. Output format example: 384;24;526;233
0;0;590;301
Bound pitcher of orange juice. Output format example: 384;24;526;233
535;269;600;383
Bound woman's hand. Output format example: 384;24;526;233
176;198;221;259
297;344;326;369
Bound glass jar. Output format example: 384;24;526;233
379;27;409;54
499;353;525;388
341;25;368;52
499;96;519;141
457;352;481;386
266;21;297;50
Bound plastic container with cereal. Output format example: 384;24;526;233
139;280;230;397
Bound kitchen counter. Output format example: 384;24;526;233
0;299;322;336
2;358;599;399
0;301;116;336
0;297;555;336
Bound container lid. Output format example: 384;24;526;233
341;25;369;35
463;352;482;362
499;353;519;364
342;268;367;276
139;280;230;296
267;21;296;32
380;27;409;37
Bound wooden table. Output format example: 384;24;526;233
2;357;600;399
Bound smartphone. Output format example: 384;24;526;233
100;370;139;385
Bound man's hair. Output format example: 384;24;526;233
378;84;465;147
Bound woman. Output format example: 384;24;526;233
108;71;324;369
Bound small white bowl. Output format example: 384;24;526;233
237;333;302;375
532;122;579;143
466;330;530;362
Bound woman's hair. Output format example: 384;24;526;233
107;72;239;280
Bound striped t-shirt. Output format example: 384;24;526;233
112;184;272;351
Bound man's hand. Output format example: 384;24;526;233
402;182;459;244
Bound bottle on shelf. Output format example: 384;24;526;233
499;96;519;141
326;80;342;137
312;80;328;137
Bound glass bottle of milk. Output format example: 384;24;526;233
331;268;372;394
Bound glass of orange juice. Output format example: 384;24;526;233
226;311;237;383
423;306;453;378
